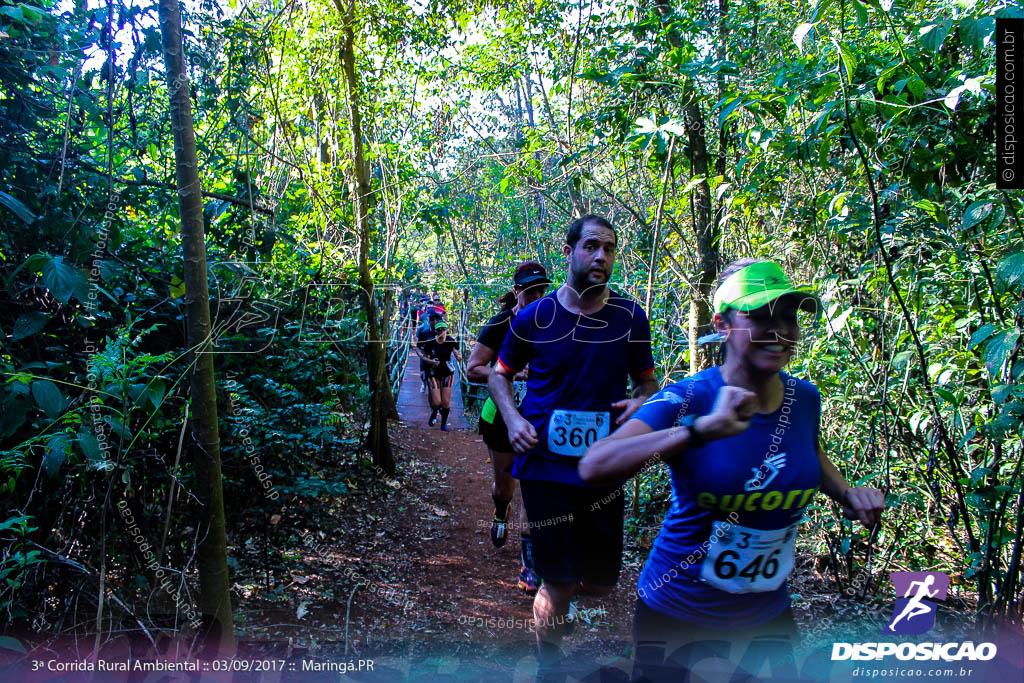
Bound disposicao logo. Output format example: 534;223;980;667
884;571;949;635
831;571;997;662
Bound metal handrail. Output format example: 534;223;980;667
386;310;413;399
394;322;412;392
456;306;494;413
455;310;471;405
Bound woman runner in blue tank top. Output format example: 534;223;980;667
579;259;886;683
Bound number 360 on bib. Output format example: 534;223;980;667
547;410;610;457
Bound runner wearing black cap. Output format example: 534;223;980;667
489;215;659;676
415;312;441;394
467;260;551;594
424;321;461;431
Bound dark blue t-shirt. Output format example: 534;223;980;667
497;289;655;486
630;366;822;628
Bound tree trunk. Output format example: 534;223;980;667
157;0;234;654
338;0;396;475
446;216;471;281
685;100;718;371
689;301;700;374
521;69;552;254
655;0;720;370
716;0;729;182
313;90;331;165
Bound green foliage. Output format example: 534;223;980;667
0;514;43;619
430;0;1023;624
0;0;396;634
0;0;1020;636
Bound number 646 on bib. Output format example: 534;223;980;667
700;520;799;594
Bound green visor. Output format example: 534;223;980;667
435;321;449;330
712;261;821;316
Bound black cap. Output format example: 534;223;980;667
514;261;551;288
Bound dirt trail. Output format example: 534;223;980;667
231;350;641;680
228;353;1018;681
369;350;642;643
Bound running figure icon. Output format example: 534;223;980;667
888;575;938;631
883;571;950;635
744;452;787;491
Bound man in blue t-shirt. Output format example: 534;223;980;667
489;214;658;672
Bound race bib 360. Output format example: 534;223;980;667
546;410;610;457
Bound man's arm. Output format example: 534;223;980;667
611;370;659;425
614;303;659;424
414;340;432;363
415;338;440;367
465;343;495;383
633;371;659;401
489;362;537;452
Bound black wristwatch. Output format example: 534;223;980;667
679;414;707;448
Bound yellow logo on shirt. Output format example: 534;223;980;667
696;487;818;512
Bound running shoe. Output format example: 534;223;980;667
517;565;541;595
490;507;509;547
428;410;438;426
440;424;451;431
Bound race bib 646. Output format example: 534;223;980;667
700;520;799;594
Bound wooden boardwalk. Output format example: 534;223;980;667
395;348;470;429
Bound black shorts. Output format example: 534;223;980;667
479;410;513;453
519;479;624;585
632;598;798;683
